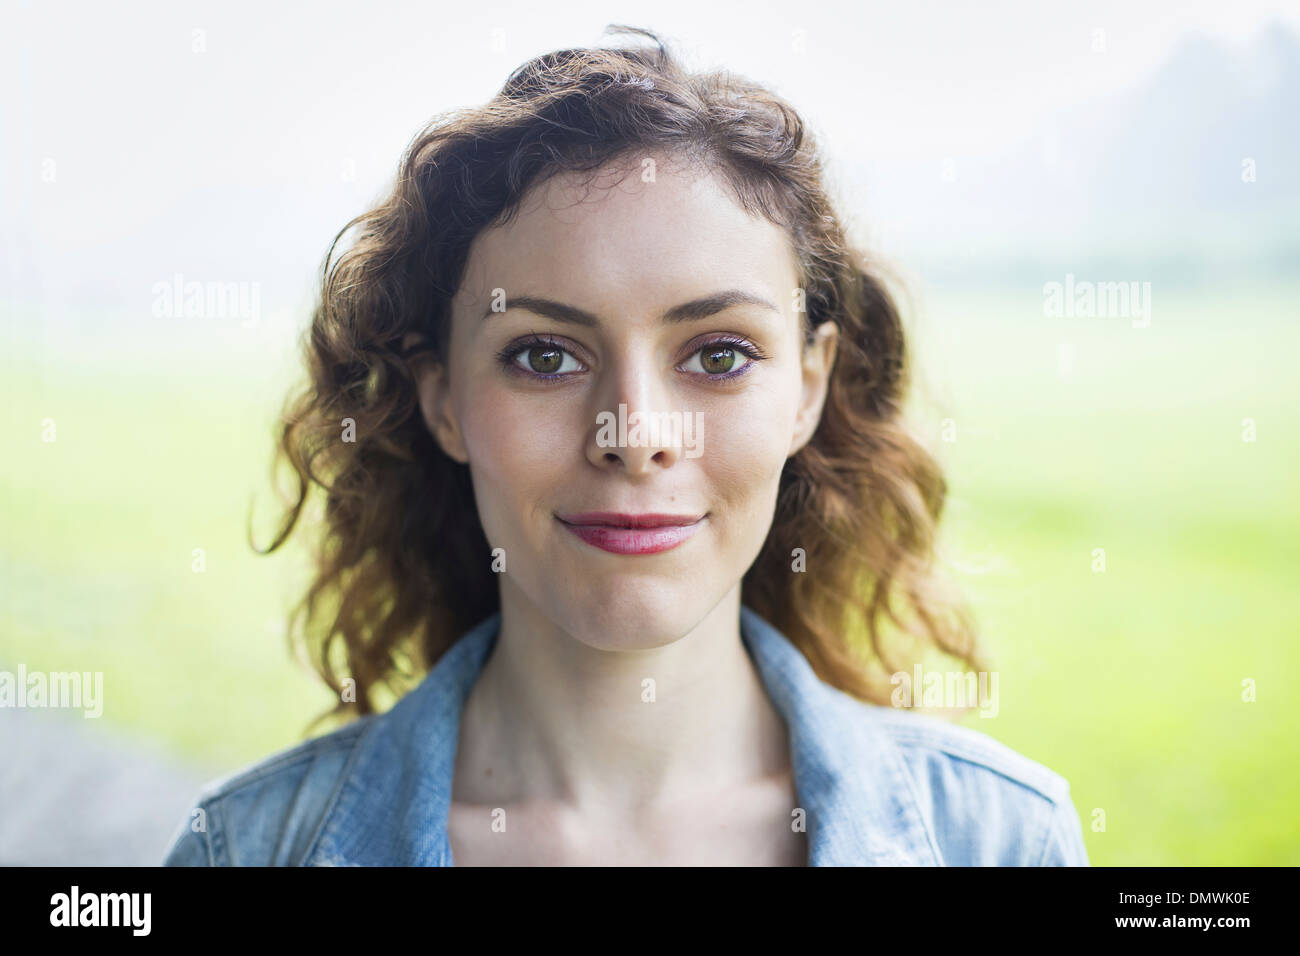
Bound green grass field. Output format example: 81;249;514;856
3;281;1297;864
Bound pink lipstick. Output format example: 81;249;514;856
556;512;706;555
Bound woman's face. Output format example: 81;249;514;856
415;153;838;649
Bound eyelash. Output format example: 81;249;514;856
495;332;767;383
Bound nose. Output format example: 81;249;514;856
585;351;685;475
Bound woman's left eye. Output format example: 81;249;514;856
680;342;757;377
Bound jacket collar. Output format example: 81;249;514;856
306;605;941;866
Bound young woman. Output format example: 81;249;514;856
164;26;1088;866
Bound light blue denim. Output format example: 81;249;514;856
162;605;1090;866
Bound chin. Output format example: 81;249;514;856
552;584;715;653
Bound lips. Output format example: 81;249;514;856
555;512;706;555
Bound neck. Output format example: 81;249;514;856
451;583;791;817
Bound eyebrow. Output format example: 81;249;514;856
479;289;781;326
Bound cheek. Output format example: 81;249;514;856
698;379;798;516
455;383;576;531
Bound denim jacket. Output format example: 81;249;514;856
162;605;1089;866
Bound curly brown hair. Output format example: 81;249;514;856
261;24;987;732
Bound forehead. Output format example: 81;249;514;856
453;154;800;316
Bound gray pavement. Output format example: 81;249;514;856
0;705;219;866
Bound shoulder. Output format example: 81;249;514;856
860;704;1090;866
161;715;377;866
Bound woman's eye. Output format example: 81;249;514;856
513;345;582;375
682;344;754;376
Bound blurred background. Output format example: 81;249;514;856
2;0;1296;865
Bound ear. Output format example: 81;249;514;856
405;335;469;464
788;320;839;457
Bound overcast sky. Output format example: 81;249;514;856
3;0;1296;353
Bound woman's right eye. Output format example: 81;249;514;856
510;344;583;376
